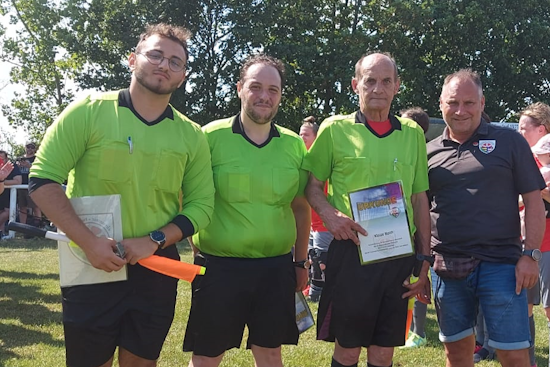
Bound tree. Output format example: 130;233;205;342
0;0;83;140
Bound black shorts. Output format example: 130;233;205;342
317;239;415;348
63;246;179;367
183;252;298;357
0;190;10;210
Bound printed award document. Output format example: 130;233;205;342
58;194;127;287
295;292;315;333
349;181;413;265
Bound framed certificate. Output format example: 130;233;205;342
348;181;414;265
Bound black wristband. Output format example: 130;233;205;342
293;260;308;269
0;180;4;183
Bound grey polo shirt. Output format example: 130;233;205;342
428;120;545;264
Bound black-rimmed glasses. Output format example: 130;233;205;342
137;51;186;73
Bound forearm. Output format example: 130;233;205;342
158;222;183;248
30;183;98;250
5;176;22;186
523;190;546;250
411;192;431;256
291;196;311;261
305;174;337;223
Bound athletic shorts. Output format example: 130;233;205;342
183;252;298;357
539;251;550;308
432;261;530;350
316;239;415;348
63;246;179;367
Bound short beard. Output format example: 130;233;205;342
244;105;278;125
134;68;179;96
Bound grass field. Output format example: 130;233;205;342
1;237;549;367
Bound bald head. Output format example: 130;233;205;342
355;53;398;81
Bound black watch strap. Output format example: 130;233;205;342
416;253;435;267
293;260;308;269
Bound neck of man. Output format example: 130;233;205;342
241;112;272;145
128;80;172;122
449;131;475;145
362;108;390;123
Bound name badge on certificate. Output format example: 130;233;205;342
348;181;414;265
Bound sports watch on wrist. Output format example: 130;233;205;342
149;230;166;250
416;253;435;266
522;248;542;261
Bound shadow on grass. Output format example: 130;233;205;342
0;237;57;250
0;322;64;364
0;269;58;281
0;267;63;365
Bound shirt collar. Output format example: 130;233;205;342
354;110;402;133
231;113;280;148
442;119;488;142
118;89;174;126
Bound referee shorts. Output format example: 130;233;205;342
317;239;415;348
62;246;179;367
183;252;298;357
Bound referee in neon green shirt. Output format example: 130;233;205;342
303;53;431;367
184;54;311;367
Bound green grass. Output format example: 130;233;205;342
1;237;548;366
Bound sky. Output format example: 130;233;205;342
0;61;27;146
0;12;27;147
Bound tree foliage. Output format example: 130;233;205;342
2;0;550;140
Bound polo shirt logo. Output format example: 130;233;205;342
479;140;496;154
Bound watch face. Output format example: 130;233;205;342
150;230;166;243
533;249;543;261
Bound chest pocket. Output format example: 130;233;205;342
99;142;132;183
337;157;370;192
271;168;299;205
154;150;187;193
215;166;251;203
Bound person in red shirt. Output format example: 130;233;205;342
299;117;334;302
519;102;550;367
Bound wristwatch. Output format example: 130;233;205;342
522;248;542;261
416;253;435;266
293;260;309;269
149;230;166;250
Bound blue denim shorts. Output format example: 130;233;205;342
432;261;530;350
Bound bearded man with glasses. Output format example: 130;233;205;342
29;23;215;367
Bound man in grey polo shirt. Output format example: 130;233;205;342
428;69;546;367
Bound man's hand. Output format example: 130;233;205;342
121;236;159;265
515;256;539;295
295;267;308;291
82;236;127;272
0;162;14;181
323;210;367;245
402;261;431;304
17;160;31;169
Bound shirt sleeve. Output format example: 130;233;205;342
295;141;308;197
177;128;215;235
411;127;430;194
30;98;90;183
302;121;333;182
